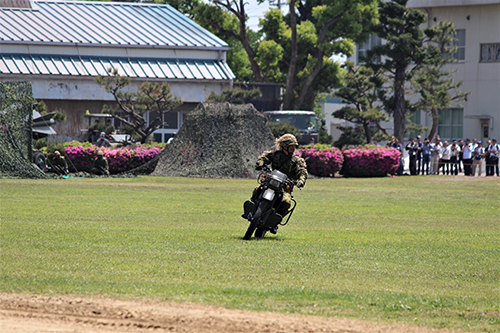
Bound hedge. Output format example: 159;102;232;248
297;145;400;178
64;141;163;174
298;145;343;177
340;146;400;177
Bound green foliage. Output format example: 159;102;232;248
334;61;390;144
368;0;427;142
207;88;262;104
318;127;333;144
267;121;302;140
34;100;48;114
1;176;499;332
334;126;366;148
52;110;67;122
33;138;48;150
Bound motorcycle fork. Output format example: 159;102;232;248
249;189;277;227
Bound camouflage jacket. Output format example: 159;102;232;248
53;156;68;170
93;156;109;172
256;150;307;184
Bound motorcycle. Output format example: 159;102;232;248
242;165;298;240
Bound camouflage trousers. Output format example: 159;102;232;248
251;186;292;217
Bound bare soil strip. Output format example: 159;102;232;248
0;294;468;333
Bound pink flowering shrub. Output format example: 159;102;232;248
341;146;400;177
298;145;343;177
64;141;163;174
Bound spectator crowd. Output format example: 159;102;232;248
391;136;499;177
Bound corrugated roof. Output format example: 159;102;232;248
0;53;234;80
0;0;228;50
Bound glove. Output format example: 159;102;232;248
297;179;305;188
255;160;264;171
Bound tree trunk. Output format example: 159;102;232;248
393;67;406;143
294;53;323;109
363;122;372;144
283;0;297;110
428;106;438;140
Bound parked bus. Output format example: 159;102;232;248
263;110;319;145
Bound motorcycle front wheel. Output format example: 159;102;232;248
254;228;266;238
243;201;268;240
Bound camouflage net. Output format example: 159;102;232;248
0;81;46;179
153;103;275;178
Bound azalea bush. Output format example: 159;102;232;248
298;144;343;177
341;146;400;177
64;141;163;174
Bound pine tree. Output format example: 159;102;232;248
368;0;427;143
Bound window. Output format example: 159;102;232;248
149;111;181;142
357;35;381;64
480;43;500;62
163;112;178;129
452;30;465;61
438;108;463;139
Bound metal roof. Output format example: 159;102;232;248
0;0;229;50
0;53;235;80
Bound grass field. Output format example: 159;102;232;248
1;176;499;332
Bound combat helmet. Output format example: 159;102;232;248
276;133;298;150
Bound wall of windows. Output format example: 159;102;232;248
438;108;463;139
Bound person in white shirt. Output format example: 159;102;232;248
462;138;473;176
472;141;485;176
486;138;499;176
440;141;451;175
430;136;442;175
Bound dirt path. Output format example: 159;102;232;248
0;294;468;333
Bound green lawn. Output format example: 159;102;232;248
1;176;499;332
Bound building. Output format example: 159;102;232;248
0;0;235;143
352;0;500;143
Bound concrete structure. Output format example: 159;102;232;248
0;0;235;142
352;0;500;143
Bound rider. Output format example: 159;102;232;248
249;134;307;232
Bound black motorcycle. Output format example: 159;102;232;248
242;166;297;240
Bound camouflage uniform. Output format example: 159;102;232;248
251;135;307;216
52;151;68;175
91;151;109;175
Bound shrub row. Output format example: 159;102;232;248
298;145;401;177
64;141;163;174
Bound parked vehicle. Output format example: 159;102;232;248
32;110;57;172
263;110;319;145
242;165;298;240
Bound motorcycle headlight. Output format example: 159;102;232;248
263;189;275;201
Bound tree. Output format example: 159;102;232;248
333;62;390;144
368;0;427;143
195;0;377;110
264;1;379;110
207;87;262;104
412;21;470;140
96;68;182;144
